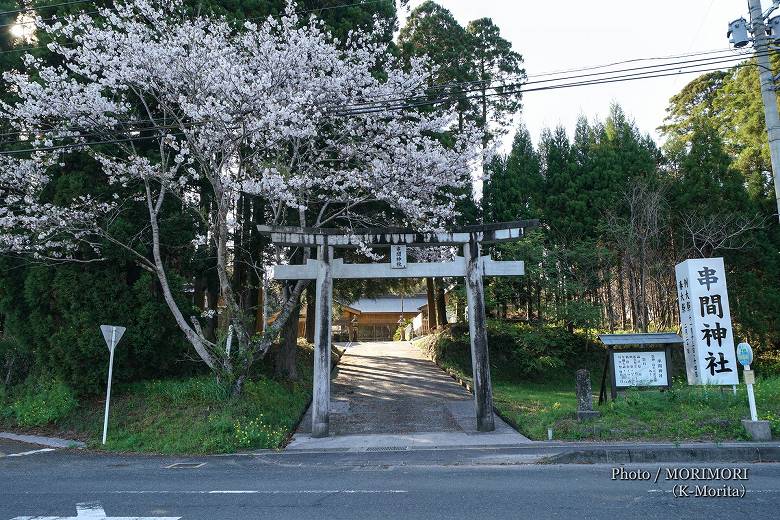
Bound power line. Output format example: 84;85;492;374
329;53;762;114
368;50;742;101
0;63;758;155
527;47;740;78
0;119;212;140
0;50;765;143
0;0;99;18
0;11;100;29
0;41;764;140
0;51;755;142
287;0;392;15
0;130;189;154
335;64;757;117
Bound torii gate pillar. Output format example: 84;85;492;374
464;236;494;431
259;220;537;438
312;243;334;438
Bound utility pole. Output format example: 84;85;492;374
750;0;780;221
733;0;780;221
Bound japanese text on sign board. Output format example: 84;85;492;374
613;351;668;387
675;258;738;385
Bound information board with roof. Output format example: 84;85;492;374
597;333;682;402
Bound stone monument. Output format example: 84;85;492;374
576;369;600;422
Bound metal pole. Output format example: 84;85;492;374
745;364;759;421
102;327;116;445
748;0;780;221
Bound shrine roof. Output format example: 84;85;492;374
598;333;683;346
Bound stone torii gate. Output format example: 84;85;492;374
258;220;537;438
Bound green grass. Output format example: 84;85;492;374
0;344;316;454
493;376;780;442
414;332;780;442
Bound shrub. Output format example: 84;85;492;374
11;377;77;427
425;321;597;380
0;260;197;396
0;335;32;389
757;350;780;376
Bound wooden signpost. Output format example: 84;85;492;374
258;220;537;438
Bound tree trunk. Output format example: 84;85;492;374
305;283;316;343
605;267;615;333
204;286;218;343
618;258;627;330
275;289;300;380
627;263;639;331
434;278;447;327
425;277;436;332
255;277;265;333
230;374;246;397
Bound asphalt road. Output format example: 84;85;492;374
0;438;47;457
1;446;779;519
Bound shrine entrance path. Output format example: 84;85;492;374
287;341;530;450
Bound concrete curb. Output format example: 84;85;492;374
0;432;85;449
544;445;780;464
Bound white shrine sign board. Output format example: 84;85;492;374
612;351;669;387
390;245;407;269
675;258;738;386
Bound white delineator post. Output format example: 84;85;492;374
745;363;759;422
463;236;495;432
311;243;334;438
99;324;125;445
100;328;117;445
748;0;780;222
102;327;116;445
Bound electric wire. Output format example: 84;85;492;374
326;53;766;113
0;48;764;141
0;0;99;17
0;51;767;143
0;63;759;155
0;11;99;29
526;47;742;78
335;64;757;117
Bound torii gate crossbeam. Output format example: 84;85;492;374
259;220;537;438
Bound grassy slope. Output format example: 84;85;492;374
1;344;316;454
414;332;780;442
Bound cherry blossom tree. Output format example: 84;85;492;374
0;0;481;394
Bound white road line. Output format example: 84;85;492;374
6;448;56;458
106;489;408;495
11;501;180;520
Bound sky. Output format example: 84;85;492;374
397;0;750;148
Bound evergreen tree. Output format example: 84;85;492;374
483;124;541;222
675;119;748;217
398;1;473;130
465;18;524;138
538;126;573;239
